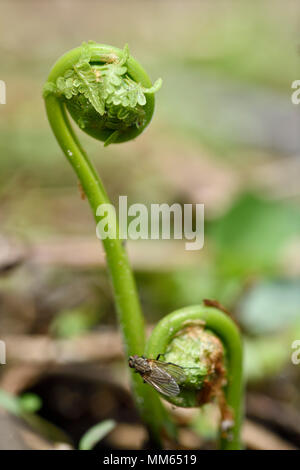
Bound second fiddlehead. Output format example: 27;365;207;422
146;303;243;450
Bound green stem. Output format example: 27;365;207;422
44;44;174;447
146;304;243;450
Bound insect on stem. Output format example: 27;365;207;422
128;355;186;397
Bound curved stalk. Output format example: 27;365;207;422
44;42;173;446
146;304;243;450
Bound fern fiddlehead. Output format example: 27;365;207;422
146;303;243;450
44;42;162;146
43;42;172;447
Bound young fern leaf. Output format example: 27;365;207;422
104;130;119;147
73;63;105;116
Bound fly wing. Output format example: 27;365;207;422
143;374;180;397
150;360;186;384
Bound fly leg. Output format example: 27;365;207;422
156;353;166;360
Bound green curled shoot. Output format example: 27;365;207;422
43;42;162;146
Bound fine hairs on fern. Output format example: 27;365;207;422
44;41;243;450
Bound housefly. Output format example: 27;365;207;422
128;354;186;397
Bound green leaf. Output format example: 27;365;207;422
79;420;116;450
238;279;300;335
244;335;290;382
77;42;91;66
143;78;163;94
104;130;119;147
50;308;99;339
42;81;56;98
19;393;42;413
0;389;22;416
119;43;130;65
0;389;42;417
73;62;105;115
210;193;300;276
0;390;71;444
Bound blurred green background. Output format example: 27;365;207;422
0;0;300;449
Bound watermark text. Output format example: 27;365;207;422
0;80;6;104
291;80;300;105
0;340;6;365
291;340;300;365
96;196;204;251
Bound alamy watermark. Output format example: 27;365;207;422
0;340;6;365
291;80;300;105
0;80;6;104
291;340;300;365
95;196;204;251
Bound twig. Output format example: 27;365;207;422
3;329;125;365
